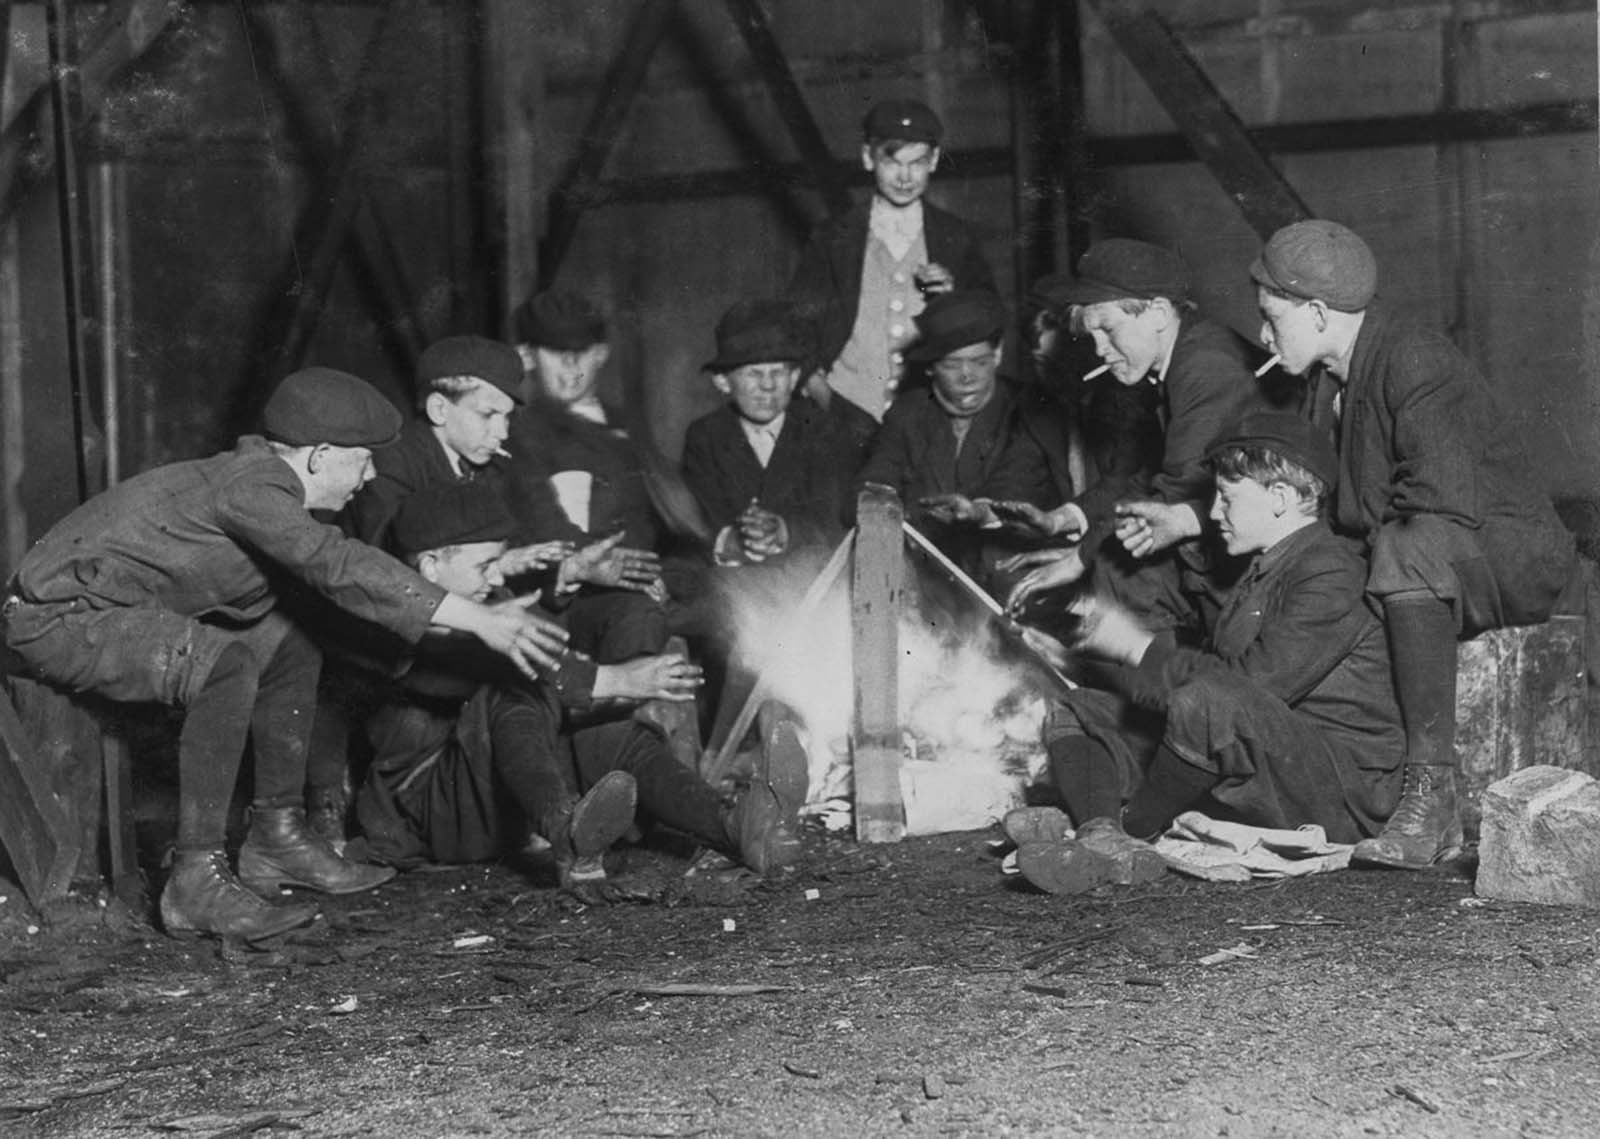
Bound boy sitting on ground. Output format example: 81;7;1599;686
1012;411;1404;895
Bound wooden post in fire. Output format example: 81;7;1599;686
852;484;905;842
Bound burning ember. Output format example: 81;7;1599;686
718;551;1051;835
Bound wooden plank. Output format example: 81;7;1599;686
480;0;544;333
0;683;80;905
852;485;904;843
101;725;138;901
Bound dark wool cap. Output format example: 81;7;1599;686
261;367;401;448
1049;239;1190;307
905;290;1007;362
862;98;943;146
514;290;608;352
1250;220;1378;312
416;335;525;403
704;300;813;372
1208;409;1340;491
390;482;517;557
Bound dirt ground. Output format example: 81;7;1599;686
3;823;1599;1139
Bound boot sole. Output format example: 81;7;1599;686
569;771;639;859
239;864;397;897
1016;843;1116;896
1351;844;1464;871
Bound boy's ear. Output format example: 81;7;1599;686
860;143;876;173
423;391;451;427
415;550;441;584
1269;480;1294;517
710;372;733;397
926;145;941;173
590;343;612;369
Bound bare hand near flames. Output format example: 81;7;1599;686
1001;547;1087;613
737;501;790;560
562;532;664;593
593;653;703;704
990;500;1087;542
498;539;577;578
1114;500;1201;559
919;493;997;528
1069;594;1155;665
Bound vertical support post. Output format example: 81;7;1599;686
480;0;544;333
852;485;905;843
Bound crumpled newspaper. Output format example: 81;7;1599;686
1153;811;1355;882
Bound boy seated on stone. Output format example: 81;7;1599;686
1011;411;1404;895
681;299;877;567
353;481;799;898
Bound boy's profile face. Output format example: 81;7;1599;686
1210;474;1283;556
305;444;375;512
1080;300;1172;386
861;140;938;208
713;362;800;426
420;540;509;603
427;380;513;467
527;343;609;407
1256;288;1324;377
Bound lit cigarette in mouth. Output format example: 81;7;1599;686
1083;363;1111;381
492;446;512;459
1254;354;1282;378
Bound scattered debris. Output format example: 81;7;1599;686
1198;943;1258;966
923;1073;946;1100
610;983;792;998
804;888;821;901
155;1108;317;1132
722;919;737;933
453;934;493;949
782;1061;821;1079
328;995;359;1015
1021;982;1073;1000
1389;1083;1442;1114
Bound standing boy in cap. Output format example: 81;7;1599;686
856;290;1070;576
789;98;995;419
1251;219;1576;869
682;299;877;566
1002;238;1272;636
1014;411;1404;895
0;367;571;940
356;481;798;893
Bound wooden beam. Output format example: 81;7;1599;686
538;0;678;289
852;484;905;843
0;0;187;222
721;0;850;218
480;0;544;332
0;685;81;906
1085;0;1309;238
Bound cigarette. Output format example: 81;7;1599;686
1254;354;1281;378
492;445;512;459
1083;363;1111;381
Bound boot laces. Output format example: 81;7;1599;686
1388;765;1452;827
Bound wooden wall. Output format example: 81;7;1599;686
0;0;1595;580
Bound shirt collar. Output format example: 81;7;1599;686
869;196;924;245
568;396;607;425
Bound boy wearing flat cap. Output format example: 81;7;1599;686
1003;238;1275;635
789;98;996;420
1013;411;1404;895
0;367;571;940
1252;219;1576;869
355;482;798;894
856;290;1070;576
682;299;877;566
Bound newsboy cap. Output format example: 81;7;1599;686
261;367;401;448
1207;409;1340;491
1250;220;1378;312
415;335;525;403
1049;239;1190;307
905;290;1007;362
862;98;943;146
704;300;812;372
391;481;517;557
514;290;608;352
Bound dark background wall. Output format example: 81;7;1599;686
0;0;1595;578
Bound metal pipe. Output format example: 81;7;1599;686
95;161;121;486
45;0;94;503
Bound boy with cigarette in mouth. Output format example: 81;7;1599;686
1002;239;1277;638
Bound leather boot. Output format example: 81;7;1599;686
723;782;801;875
1352;764;1463;869
239;805;397;895
306;784;350;856
1003;806;1075;847
554;771;638;865
160;849;319;941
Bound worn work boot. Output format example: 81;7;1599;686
724;782;801;875
160;849;319;941
1015;840;1118;896
239;806;397;895
761;717;811;824
306;784;350;856
556;771;639;863
1075;817;1170;884
1003;806;1075;848
1352;764;1464;869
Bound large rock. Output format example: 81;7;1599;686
1476;765;1600;907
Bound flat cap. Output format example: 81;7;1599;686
261;367;401;448
1250;220;1377;312
704;299;812;372
905;290;1007;362
416;335;525;403
391;481;517;557
1049;239;1189;307
862;98;943;146
1208;409;1339;490
514;290;608;352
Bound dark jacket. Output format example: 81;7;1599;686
1126;521;1403;765
789;199;996;373
10;436;442;640
681;395;877;552
1311;303;1574;622
501;397;659;550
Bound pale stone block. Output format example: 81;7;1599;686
1476;765;1600;908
